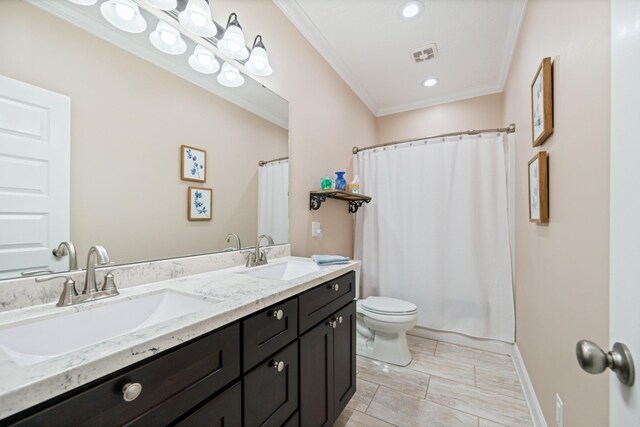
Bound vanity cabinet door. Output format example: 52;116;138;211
332;301;357;417
174;382;242;427
7;323;240;427
243;340;298;427
299;300;356;427
299;318;334;427
242;297;298;371
298;271;355;334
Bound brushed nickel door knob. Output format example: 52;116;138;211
122;382;142;402
271;360;285;372
576;340;635;386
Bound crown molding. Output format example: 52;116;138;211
273;0;380;114
497;0;528;90
376;83;503;117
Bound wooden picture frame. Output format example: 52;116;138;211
188;186;212;221
531;57;554;147
181;145;206;182
528;151;549;223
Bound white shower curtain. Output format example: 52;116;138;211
354;134;514;343
258;160;289;244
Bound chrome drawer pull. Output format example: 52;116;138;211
271;360;285;372
122;382;142;402
330;283;340;291
271;309;284;320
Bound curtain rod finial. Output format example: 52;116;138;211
352;147;359;155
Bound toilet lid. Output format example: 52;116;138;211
361;296;417;315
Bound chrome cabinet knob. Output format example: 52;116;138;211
271;309;284;320
122;382;142;402
330;283;340;291
271;360;285;372
337;316;343;324
328;319;337;329
576;340;635;386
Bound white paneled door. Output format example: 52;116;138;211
610;0;640;424
0;75;70;278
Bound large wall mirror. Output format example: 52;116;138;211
0;0;289;280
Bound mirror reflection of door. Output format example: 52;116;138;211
0;75;70;279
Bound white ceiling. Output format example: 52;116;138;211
275;0;526;116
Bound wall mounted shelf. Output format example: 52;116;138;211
309;190;372;213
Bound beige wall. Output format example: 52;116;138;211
503;0;610;425
375;93;504;144
0;1;288;267
213;0;377;258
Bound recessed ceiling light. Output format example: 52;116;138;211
400;0;424;19
423;77;439;87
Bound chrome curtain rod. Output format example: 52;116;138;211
352;123;516;154
258;156;289;166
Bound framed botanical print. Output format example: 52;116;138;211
181;145;206;182
531;57;554;147
188;186;212;221
528;151;549;223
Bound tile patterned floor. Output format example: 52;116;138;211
334;336;533;427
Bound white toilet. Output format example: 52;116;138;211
356;296;418;366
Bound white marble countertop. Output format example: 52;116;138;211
0;256;360;420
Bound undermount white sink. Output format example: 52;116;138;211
241;261;320;281
0;290;220;367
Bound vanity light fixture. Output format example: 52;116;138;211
400;0;424;19
246;35;273;76
188;45;220;74
178;0;217;37
143;0;177;11
217;62;245;87
149;21;187;55
218;13;249;60
67;0;98;5
100;0;147;33
423;77;439;87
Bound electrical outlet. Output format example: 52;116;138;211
311;222;322;237
555;394;564;427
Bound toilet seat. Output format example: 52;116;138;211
360;296;417;316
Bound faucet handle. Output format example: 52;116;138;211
36;275;78;307
101;268;122;295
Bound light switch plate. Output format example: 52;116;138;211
311;222;321;237
555;394;563;427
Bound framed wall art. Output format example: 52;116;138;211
531;57;554;147
188;186;212;221
528;151;549;223
181;145;206;182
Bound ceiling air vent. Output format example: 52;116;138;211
411;43;438;63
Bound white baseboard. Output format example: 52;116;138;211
512;343;548;427
407;325;513;354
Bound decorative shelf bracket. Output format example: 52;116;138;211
309;190;371;214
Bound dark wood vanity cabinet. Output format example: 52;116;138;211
299;300;357;427
3;270;356;427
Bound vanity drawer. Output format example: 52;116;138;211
243;340;298;427
298;271;356;334
9;323;240;427
242;297;298;371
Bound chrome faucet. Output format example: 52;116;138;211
36;245;118;307
225;233;242;250
52;241;78;271
84;245;111;294
246;234;274;267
